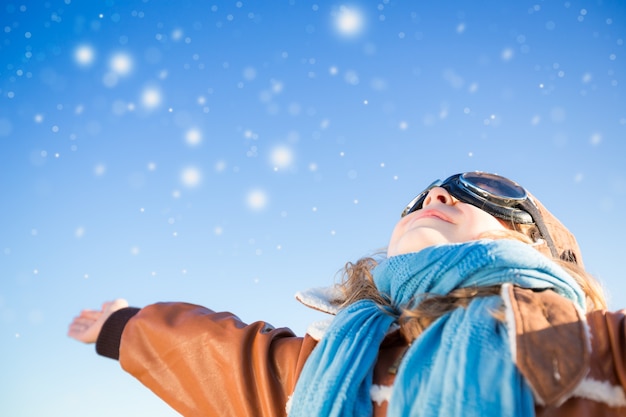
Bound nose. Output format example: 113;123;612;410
422;187;454;207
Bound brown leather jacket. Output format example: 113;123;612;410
97;286;626;416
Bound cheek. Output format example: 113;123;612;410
388;218;408;247
465;209;508;236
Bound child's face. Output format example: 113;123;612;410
387;186;508;257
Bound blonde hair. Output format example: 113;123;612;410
336;228;607;344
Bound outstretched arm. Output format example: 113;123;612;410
67;299;129;343
68;300;318;416
117;302;318;416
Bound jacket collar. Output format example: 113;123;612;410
295;285;342;315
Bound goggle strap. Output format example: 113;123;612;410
523;203;559;258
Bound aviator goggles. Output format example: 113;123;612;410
401;172;558;258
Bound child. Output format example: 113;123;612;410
69;172;626;417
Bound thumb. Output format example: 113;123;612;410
103;298;129;314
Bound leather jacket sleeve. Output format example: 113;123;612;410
116;302;317;417
586;309;626;390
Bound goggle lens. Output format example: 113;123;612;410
459;172;527;204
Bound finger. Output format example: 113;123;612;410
67;326;84;337
72;317;96;327
67;325;86;339
101;301;118;311
102;299;129;314
67;323;97;342
111;298;129;309
80;310;102;320
68;319;92;331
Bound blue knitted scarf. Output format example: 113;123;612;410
288;239;586;417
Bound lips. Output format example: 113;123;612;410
411;209;454;224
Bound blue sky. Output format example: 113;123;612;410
1;1;625;415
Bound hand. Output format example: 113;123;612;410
68;299;129;344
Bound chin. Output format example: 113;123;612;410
388;234;450;257
388;243;428;257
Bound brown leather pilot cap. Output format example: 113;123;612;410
528;191;584;267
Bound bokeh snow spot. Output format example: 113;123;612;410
74;45;95;66
370;77;388;91
246;189;268;211
214;160;227;172
270;145;294;170
501;48;514;61
590;133;602;146
185;128;202;146
334;6;365;37
244;129;259;140
344;70;360;85
110;52;133;75
141;87;162;109
271;80;284;94
171;28;183;41
443;69;464;89
180;166;202;188
531;115;541;125
103;72;119;88
94;164;106;177
242;66;257;81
